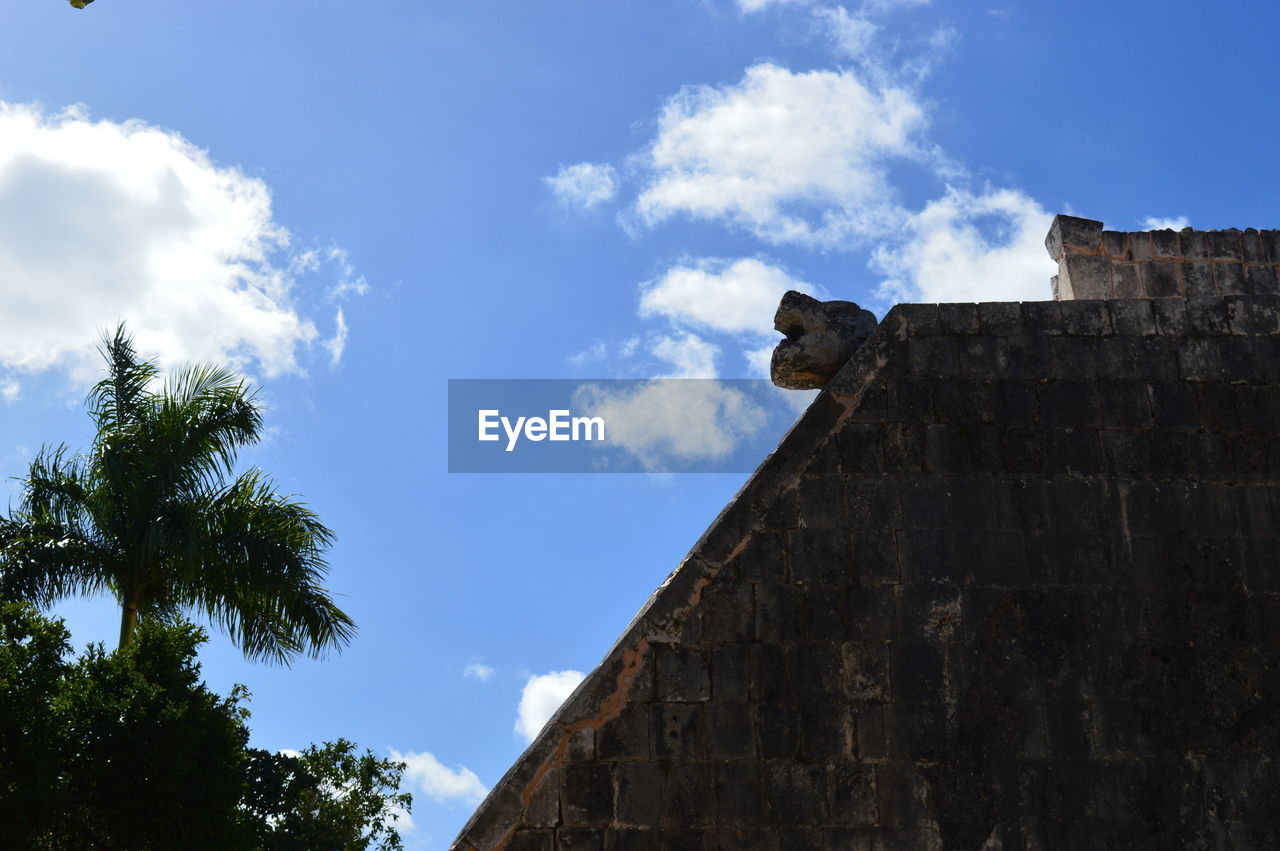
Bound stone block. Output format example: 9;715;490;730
765;763;828;824
841;643;889;702
662;763;714;828
938;302;980;335
1143;261;1179;297
843;584;898;642
843;474;902;531
1044;336;1099;380
957;335;999;375
1022;300;1064;334
850;529;899;585
1109;299;1155;336
651;704;705;759
705;700;755;760
1181;228;1207;258
1177;338;1223;381
907;337;960;376
836;424;884;475
875;763;933;828
597;703;651;761
1215;261;1246;294
828;763;878;826
933;378;993;424
524;766;561;828
884;701;948;761
602;829;662;851
1207;229;1242;261
886;377;934;423
978;301;1024;336
992;379;1037;425
787;527;852;585
1241;228;1266;263
506;829;554;851
1062;254;1112;299
1183;260;1216;296
1112;262;1142;298
1185;296;1233;335
1097;380;1153;429
1151;297;1189;336
657;647;711;702
1045;214;1103;260
798;701;849;757
797;472;844;529
1039;380;1101;428
880;423;926;473
890;643;945;703
700;581;754;644
1060;299;1113;335
1101;229;1128;258
562;762;614;827
715;763;765;827
889;302;941;336
559;829;605;851
1151;228;1179;259
1244;262;1276;295
1130;232;1154;261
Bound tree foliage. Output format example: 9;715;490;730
0;601;410;850
0;325;355;664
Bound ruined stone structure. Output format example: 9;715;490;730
452;216;1280;850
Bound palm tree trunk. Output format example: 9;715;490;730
118;598;139;649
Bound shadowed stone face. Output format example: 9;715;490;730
770;290;877;390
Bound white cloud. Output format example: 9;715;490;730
572;379;769;468
515;670;585;743
545;162;618;210
633;63;928;247
816;6;881;57
326;308;348;367
1141;215;1190;231
649;332;720;378
737;0;810;12
0;379;18;403
872;186;1056;304
640;258;815;336
391;749;489;806
463;659;495;681
0;102;359;392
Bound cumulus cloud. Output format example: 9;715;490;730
463;659;495;681
633;63;928;247
515;670;585;743
572;379;769;468
545;162;618;210
390;749;488;806
1141;215;1190;231
640;258;815;336
0;102;359;392
872;186;1056;304
649;331;720;378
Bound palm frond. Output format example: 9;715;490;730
87;324;158;434
179;470;353;664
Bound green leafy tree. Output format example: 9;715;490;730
0;602;411;850
0;325;355;663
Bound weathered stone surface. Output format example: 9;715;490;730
1050;216;1280;303
770;290;877;390
452;284;1280;848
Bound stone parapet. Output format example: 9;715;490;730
1046;214;1280;300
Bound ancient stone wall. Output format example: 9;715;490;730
1048;214;1280;301
452;293;1280;850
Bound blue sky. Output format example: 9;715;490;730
2;1;1278;846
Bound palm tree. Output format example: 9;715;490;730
0;326;355;663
